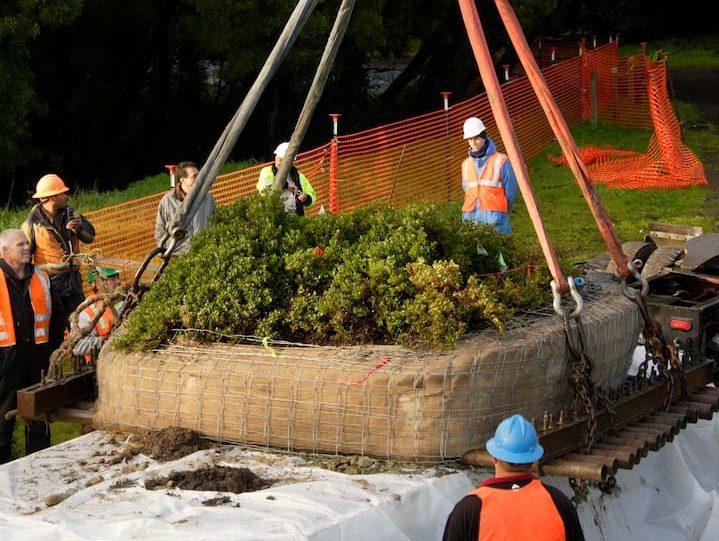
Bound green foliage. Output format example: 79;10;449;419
118;196;548;351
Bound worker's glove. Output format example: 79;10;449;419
73;336;103;357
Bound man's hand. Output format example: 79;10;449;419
297;193;308;203
66;217;83;233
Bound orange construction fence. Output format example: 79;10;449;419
83;40;706;273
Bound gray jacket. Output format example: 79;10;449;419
154;189;216;255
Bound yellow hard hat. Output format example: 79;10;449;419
33;174;69;199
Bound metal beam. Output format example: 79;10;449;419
16;371;96;420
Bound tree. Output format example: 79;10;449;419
4;0;601;202
0;0;81;206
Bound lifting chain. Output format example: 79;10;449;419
555;277;615;452
597;474;617;494
129;232;178;306
623;263;687;407
568;478;588;505
563;314;615;452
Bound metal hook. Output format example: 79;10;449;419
551;277;584;319
622;260;649;300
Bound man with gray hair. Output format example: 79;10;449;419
0;229;65;462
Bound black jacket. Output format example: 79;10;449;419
0;260;66;383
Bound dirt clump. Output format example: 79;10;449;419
201;495;232;506
108;428;210;464
144;465;271;493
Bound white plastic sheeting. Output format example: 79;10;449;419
0;432;470;541
1;418;719;540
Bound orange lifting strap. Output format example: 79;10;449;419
458;0;632;285
456;0;568;294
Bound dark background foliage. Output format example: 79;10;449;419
0;0;709;204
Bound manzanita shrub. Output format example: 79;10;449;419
117;194;550;351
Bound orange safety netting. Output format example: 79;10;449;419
82;40;705;273
567;45;707;189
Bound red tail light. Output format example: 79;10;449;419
669;319;692;331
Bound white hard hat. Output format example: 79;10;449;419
463;117;486;139
273;142;290;158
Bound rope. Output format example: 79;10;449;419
46;285;129;381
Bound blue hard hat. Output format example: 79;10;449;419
486;414;544;464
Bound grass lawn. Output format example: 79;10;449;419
620;36;719;69
509;121;718;263
11;420;82;460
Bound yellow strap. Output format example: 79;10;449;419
261;336;279;358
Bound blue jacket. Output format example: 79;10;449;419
461;138;518;234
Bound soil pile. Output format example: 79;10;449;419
108;428;210;464
145;465;270;493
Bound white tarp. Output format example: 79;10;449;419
1;417;719;540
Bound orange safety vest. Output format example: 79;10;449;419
81;300;117;362
461;153;509;214
22;220;80;274
0;267;52;347
82;301;116;338
469;478;566;541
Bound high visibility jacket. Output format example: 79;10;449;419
257;165;316;215
82;300;117;338
0;267;52;347
461;153;509;214
79;299;120;362
469;478;565;541
22;205;94;274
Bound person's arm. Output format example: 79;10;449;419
544;484;585;541
155;196;168;246
73;335;103;357
501;160;519;210
21;220;35;251
208;194;216;217
75;214;95;243
442;495;481;541
299;173;315;206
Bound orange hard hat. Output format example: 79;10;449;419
33;174;69;199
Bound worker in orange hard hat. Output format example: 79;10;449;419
21;174;95;318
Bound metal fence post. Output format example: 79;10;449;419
329;113;341;214
441;91;452;201
165;164;177;188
